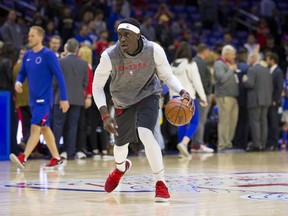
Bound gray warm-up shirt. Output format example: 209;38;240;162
92;36;183;109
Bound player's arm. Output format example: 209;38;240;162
153;42;194;109
46;51;69;112
92;51;118;135
15;53;28;93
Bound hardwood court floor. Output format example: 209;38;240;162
1;152;288;216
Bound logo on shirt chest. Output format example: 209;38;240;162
117;61;148;72
35;57;42;64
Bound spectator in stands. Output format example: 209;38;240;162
170;41;208;158
53;39;88;159
256;18;270;49
107;0;125;32
223;32;234;46
49;35;61;58
16;15;29;46
44;20;59;45
1;9;24;52
218;0;234;28
214;45;239;151
266;53;284;150
155;16;173;50
154;3;174;24
233;48;250;149
199;0;218;29
76;46;93;159
260;0;276;18
95;30;109;57
32;11;46;28
37;0;55;21
244;33;260;55
262;35;280;55
192;43;214;153
171;16;187;39
243;52;273;151
93;9;107;35
75;24;97;52
121;0;131;18
140;16;156;41
58;5;75;45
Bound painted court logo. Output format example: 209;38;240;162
2;172;288;202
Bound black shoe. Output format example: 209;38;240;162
265;145;277;151
246;145;261;152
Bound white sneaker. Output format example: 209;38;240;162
60;152;67;159
75;151;87;159
102;154;114;161
191;145;214;153
93;153;101;160
177;143;190;158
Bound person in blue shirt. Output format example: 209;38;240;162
280;74;288;149
10;26;69;169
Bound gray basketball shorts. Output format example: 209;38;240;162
114;94;160;146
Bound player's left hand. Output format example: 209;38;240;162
60;100;70;113
180;89;194;110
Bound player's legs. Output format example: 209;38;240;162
10;124;41;169
136;95;170;201
114;144;129;171
104;107;135;193
138;127;165;181
41;126;61;159
23;124;42;158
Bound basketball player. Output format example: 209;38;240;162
92;18;193;202
10;26;69;169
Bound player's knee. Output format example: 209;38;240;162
138;127;153;142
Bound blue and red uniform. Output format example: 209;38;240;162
17;47;67;126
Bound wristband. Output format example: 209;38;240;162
101;113;110;121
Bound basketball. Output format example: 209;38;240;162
164;97;195;126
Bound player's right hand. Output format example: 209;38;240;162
103;116;119;136
15;82;23;93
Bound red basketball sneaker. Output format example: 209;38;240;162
44;157;63;169
10;153;26;169
155;181;170;202
104;159;132;193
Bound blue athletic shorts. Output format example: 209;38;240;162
30;103;51;126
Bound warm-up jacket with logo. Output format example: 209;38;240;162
16;47;67;107
93;36;183;109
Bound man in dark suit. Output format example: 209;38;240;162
53;38;88;159
266;53;284;150
243;52;273;151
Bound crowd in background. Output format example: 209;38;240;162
1;0;288;160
